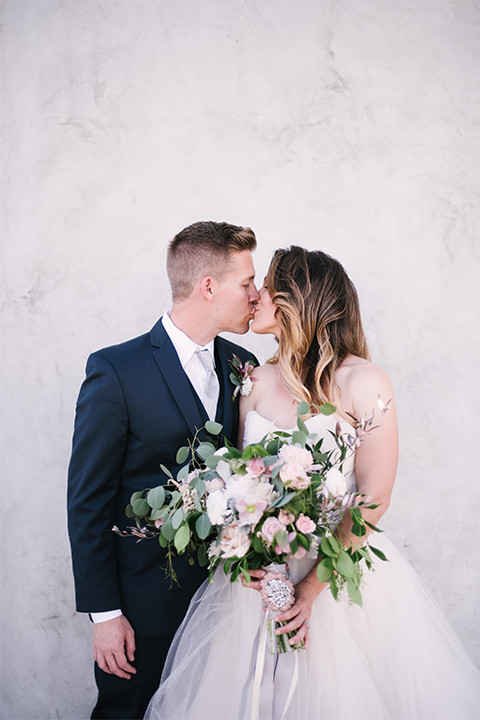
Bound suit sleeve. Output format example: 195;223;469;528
67;352;128;613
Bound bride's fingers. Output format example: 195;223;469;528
240;568;265;592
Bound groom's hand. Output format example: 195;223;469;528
93;614;136;679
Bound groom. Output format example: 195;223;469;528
67;221;259;719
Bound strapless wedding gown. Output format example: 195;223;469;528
145;411;480;720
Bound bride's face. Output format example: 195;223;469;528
250;283;282;337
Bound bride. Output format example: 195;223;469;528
146;247;480;719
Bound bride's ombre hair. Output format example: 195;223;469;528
266;246;370;410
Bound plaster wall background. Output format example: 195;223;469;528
1;1;479;717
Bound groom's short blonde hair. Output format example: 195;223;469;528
167;221;257;301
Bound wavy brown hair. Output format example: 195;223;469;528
266;246;370;410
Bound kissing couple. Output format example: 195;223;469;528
68;221;480;720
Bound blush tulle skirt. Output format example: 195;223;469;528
145;534;480;720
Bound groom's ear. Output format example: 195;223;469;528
199;276;216;302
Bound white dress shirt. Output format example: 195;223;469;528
91;313;219;623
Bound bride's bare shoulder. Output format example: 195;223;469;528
336;356;395;416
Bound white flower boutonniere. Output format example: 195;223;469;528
228;354;256;400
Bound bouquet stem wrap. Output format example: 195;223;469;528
251;563;299;720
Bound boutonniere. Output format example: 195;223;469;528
228;354;256;400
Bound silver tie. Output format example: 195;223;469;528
195;348;220;420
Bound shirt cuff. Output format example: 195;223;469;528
90;609;123;624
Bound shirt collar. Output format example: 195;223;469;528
162;312;215;368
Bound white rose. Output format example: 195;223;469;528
206;489;228;525
240;377;253;396
324;467;347;498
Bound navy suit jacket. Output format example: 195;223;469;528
67;318;257;637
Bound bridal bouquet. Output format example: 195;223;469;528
114;399;388;652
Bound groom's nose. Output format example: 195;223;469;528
250;284;260;303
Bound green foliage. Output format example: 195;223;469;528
131;498;150;517
174;524;190;553
205;420;223;435
176;446;190;465
116;404;390;612
147;485;165;509
195;513;212;540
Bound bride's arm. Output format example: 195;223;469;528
276;362;399;646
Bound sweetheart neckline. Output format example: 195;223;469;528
245;409;355;432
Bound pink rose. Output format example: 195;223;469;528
278;509;295;526
261;516;283;542
275;531;297;555
295;514;316;534
280;462;311;490
247;457;266;477
292;545;307;559
219;522;251;558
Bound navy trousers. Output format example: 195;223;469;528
91;636;173;720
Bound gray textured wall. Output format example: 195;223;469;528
1;1;479;718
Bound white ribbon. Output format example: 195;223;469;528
250;563;300;720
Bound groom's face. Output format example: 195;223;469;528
212;250;259;335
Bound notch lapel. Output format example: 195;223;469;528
150;319;208;437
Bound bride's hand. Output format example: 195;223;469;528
274;579;317;648
240;568;266;592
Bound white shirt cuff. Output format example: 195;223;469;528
90;609;123;623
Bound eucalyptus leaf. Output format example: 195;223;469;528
197;543;209;566
192;477;206;499
176;464;189;483
171;507;184;530
130;491;144;504
176;446;190;465
195;513;212;540
125;503;135;519
274;529;289;548
147;485;165;510
160;464;173;479
205;420;223;435
229;373;241;386
291;430;307;447
319;402;336;416
149;507;168;521
197;444;216;460
174;523;191;553
161;518;175;541
204;455;221;470
297;400;310;416
272;492;297;509
131;498;150;517
297;416;309;435
158;534;168;548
